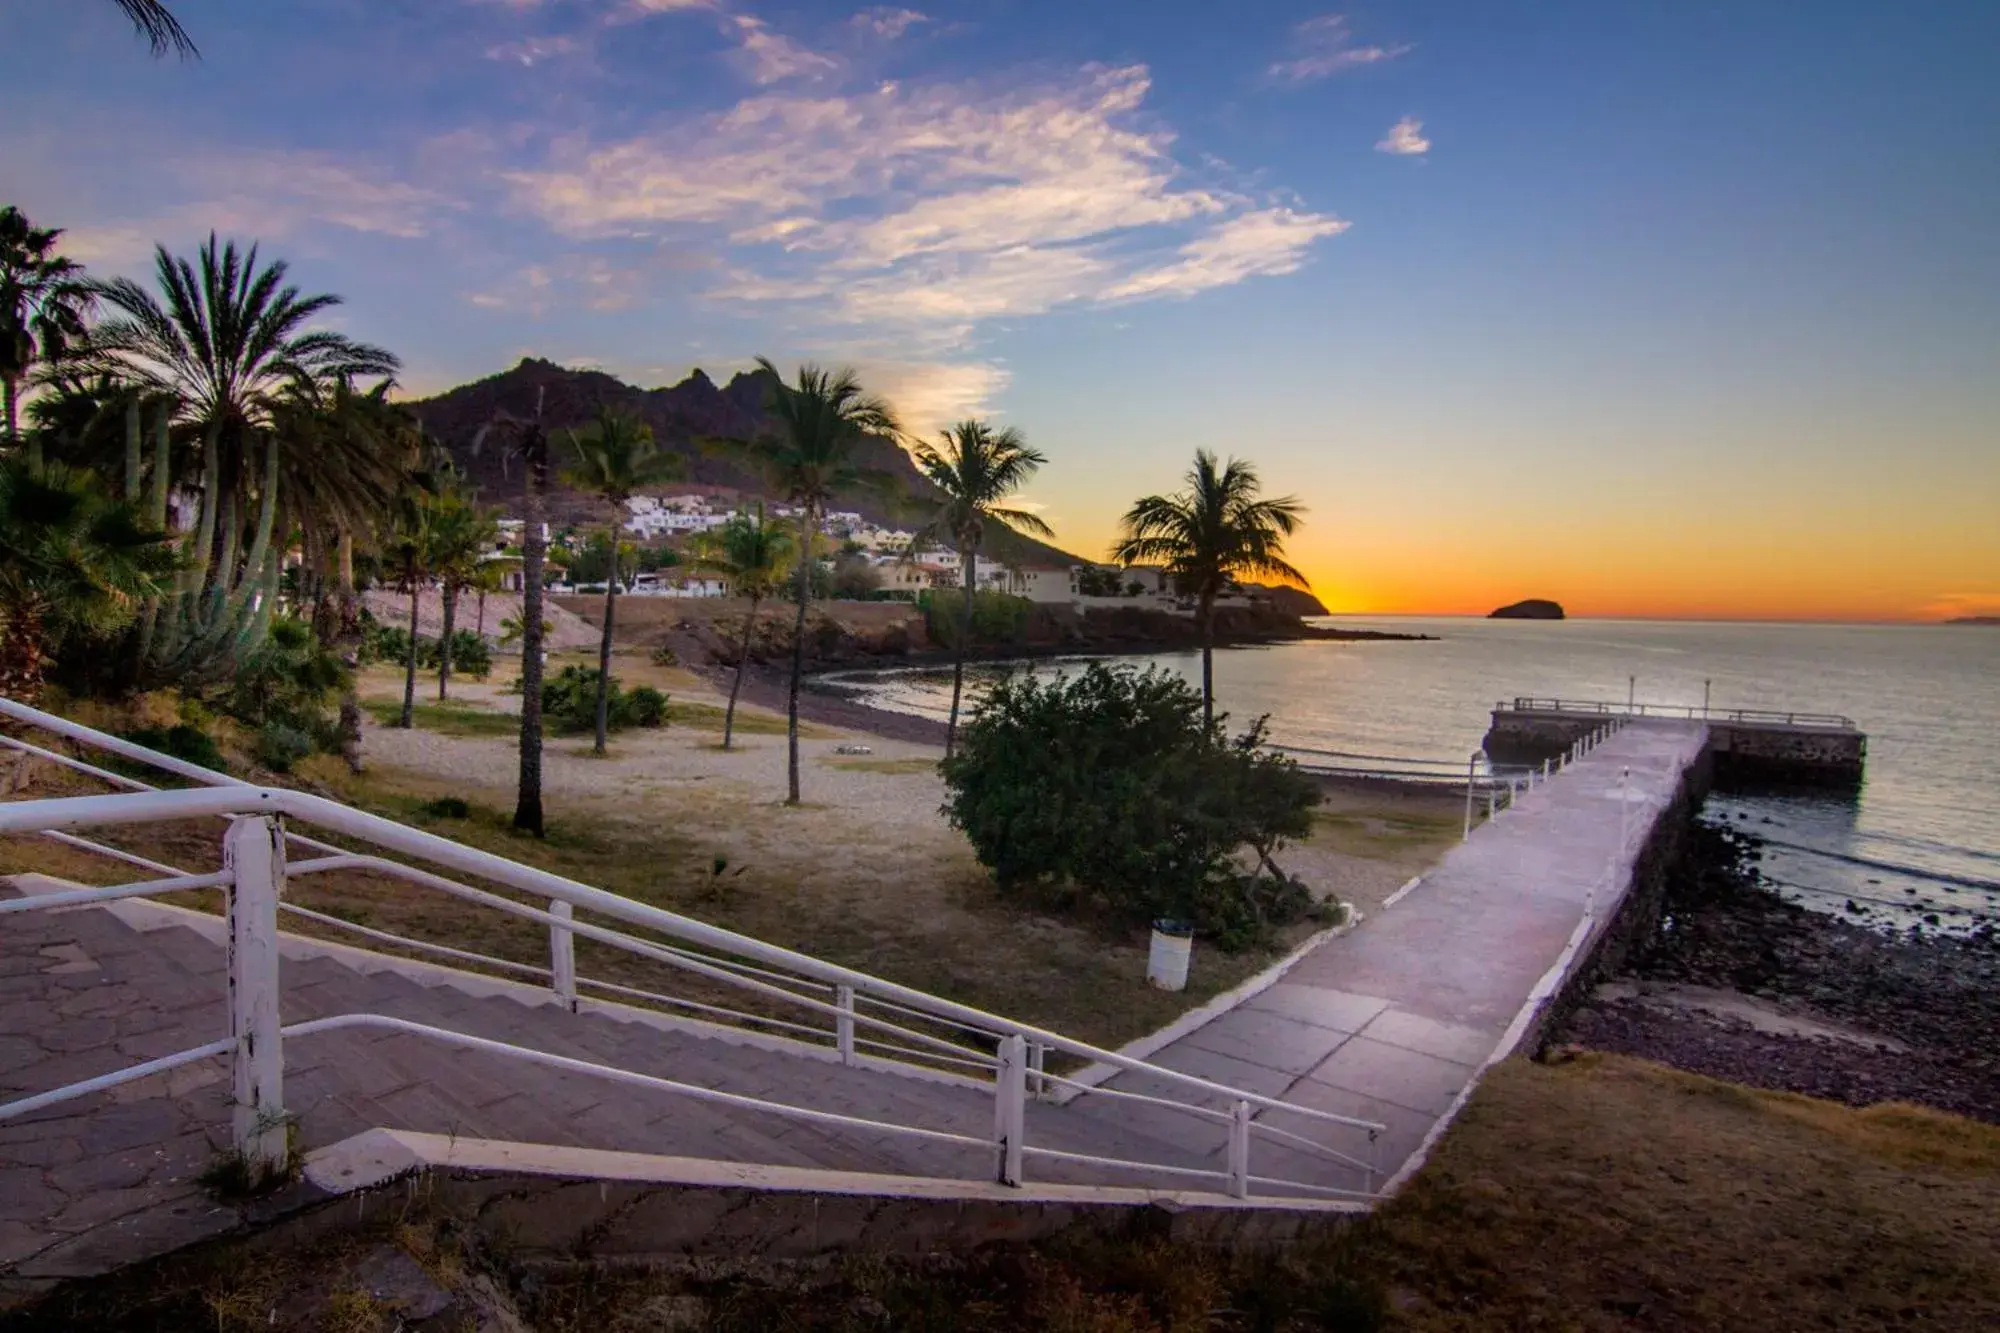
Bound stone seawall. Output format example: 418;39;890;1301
1525;738;1717;1053
1484;708;1863;788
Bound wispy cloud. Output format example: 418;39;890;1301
484;33;587;65
498;61;1347;421
61;151;456;267
1105;207;1350;300
729;14;840;84
1268;14;1411;84
1376;116;1430;156
852;7;927;40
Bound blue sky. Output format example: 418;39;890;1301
4;1;1997;617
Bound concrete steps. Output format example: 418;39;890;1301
6;898;1218;1193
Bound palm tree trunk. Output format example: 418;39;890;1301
1199;590;1216;730
335;529;364;774
437;583;457;700
515;458;548;836
123;399;142;501
592;542;616;754
946;546;976;759
785;507;813;805
476;589;488;639
2;374;17;451
400;580;420;728
724;592;760;752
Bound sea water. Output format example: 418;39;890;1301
826;618;2000;930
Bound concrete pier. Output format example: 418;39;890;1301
1076;719;1716;1190
1484;697;1865;786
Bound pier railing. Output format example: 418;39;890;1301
1499;697;1856;730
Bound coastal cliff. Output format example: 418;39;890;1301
554;595;1426;671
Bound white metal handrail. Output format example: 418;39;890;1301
0;697;1384;1200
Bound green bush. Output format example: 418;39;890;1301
539;665;669;735
940;663;1319;948
225;617;346;752
418;796;471;819
359;620;491;678
253;721;313;773
123;723;228;774
625;685;668;727
919;588;1032;648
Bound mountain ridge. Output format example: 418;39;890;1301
404;358;1085;570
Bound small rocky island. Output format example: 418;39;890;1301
1945;616;2000;626
1489;598;1566;620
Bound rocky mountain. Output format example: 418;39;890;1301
405;359;1080;569
405;358;916;530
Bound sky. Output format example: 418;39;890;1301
3;1;1997;621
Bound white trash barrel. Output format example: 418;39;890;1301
1147;919;1194;991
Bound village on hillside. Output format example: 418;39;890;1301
482;492;1275;615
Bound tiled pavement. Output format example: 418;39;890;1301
1083;720;1711;1189
2;721;1708;1293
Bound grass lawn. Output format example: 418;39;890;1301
16;1052;1994;1331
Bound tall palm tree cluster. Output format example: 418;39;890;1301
0;205;432;770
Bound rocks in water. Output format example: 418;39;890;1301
1557;819;1999;1122
1488;598;1565;620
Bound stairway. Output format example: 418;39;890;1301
3;892;1248;1262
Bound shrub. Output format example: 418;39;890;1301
919;589;1032;649
940;663;1319;948
539;665;669;735
359;621;491;678
253;721;313;773
225;617;346;752
123;723;228;774
436;629;492;679
650;644;679;668
625;685;668;728
418;796;471;820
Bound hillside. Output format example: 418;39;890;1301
403;359;1085;569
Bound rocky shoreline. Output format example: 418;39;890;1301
1561;819;1999;1122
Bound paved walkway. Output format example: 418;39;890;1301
2;722;1709;1296
1086;720;1711;1187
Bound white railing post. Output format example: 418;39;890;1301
1618;766;1632;855
1462;752;1480;840
993;1033;1027;1186
1027;1037;1047;1099
836;984;856;1065
1542;758;1552;783
224;815;288;1175
549;899;577;1012
1486;785;1498;821
1227;1098;1252;1199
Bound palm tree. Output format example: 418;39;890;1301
89;236;399;514
1112;450;1306;728
423;486;502;700
562;407;681;755
0;460;177;700
692;504;795;751
474;391;553;835
736;359;900;804
1;207;95;464
109;0;198;57
909;420;1053;758
274;379;423;771
385;488;436;730
470;559;506;642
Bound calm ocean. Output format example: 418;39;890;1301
825;619;2000;931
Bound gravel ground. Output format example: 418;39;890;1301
1562;819;2000;1121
